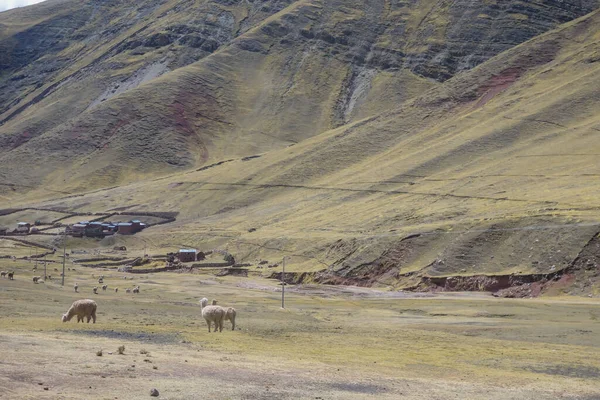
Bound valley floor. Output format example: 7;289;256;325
0;265;599;399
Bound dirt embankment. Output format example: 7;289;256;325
274;260;598;298
272;220;600;298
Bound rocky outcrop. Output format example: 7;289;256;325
404;0;600;80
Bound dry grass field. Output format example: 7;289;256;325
1;259;599;399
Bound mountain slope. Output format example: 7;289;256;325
15;8;600;294
1;0;597;192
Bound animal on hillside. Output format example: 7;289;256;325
201;305;226;333
74;283;78;293
7;271;14;280
125;288;131;293
93;287;98;294
224;307;237;331
33;276;40;283
98;278;103;284
54;268;58;272
199;297;208;309
132;286;140;294
114;287;118;293
102;285;108;291
207;299;236;331
61;299;97;323
0;271;6;278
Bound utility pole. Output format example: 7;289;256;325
281;256;290;309
61;229;66;286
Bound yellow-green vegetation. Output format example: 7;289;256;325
0;260;599;399
0;210;66;227
1;0;597;193
0;239;36;258
4;7;597;291
509;13;529;20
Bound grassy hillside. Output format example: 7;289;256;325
4;8;599;294
1;0;597;192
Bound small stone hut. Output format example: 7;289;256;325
178;249;197;263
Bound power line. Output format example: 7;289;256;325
3;148;600;211
63;178;600;211
0;182;74;195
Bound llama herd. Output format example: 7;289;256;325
199;297;237;332
61;296;237;333
5;269;239;333
74;275;139;295
0;271;14;280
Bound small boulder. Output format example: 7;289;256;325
150;388;159;397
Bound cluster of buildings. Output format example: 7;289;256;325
67;219;146;237
0;219;148;238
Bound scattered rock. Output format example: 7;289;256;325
150;388;159;397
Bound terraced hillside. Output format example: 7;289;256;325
1;0;597;192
